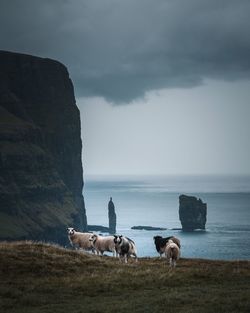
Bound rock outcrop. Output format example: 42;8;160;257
108;197;116;234
131;226;167;231
179;194;207;231
0;50;87;244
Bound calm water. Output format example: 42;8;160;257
84;175;250;260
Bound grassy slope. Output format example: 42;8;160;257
0;242;249;313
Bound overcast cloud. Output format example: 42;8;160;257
1;0;250;103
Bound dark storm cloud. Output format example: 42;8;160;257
1;0;250;103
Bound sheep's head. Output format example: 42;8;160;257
114;235;123;245
67;227;75;235
89;234;97;244
153;236;162;242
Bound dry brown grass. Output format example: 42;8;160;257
0;241;249;313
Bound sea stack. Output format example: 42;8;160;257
0;50;87;244
179;194;207;231
108;197;116;234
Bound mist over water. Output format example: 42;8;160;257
84;175;250;260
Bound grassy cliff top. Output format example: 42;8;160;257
0;241;249;313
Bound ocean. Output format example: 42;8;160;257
83;175;250;260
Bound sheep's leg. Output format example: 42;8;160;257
169;258;172;267
68;239;74;250
124;254;128;263
70;241;78;250
164;252;168;265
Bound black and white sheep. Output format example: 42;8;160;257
114;235;138;263
153;235;181;257
89;234;117;256
165;239;180;268
67;227;95;253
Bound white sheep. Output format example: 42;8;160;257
89;234;116;257
165;239;180;268
67;227;95;253
114;235;138;263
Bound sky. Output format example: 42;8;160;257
0;0;250;176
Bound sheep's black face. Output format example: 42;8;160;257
67;228;75;235
114;235;122;245
153;236;162;243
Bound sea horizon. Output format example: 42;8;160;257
84;174;250;193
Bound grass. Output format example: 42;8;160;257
0;241;249;313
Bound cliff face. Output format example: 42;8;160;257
179;194;207;231
0;50;87;244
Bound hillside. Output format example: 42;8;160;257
0;51;87;244
0;241;249;313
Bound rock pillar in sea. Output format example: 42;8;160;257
179;194;207;231
108;197;116;234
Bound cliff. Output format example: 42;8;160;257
0;50;87;244
179;194;207;231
